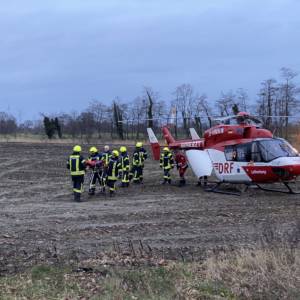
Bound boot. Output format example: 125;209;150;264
109;190;114;197
179;179;185;186
88;188;95;195
168;179;171;184
74;192;81;202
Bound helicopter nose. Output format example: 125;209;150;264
287;165;300;177
272;165;300;179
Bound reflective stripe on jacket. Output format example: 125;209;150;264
132;148;147;166
102;151;112;166
160;152;174;170
121;153;130;171
107;158;121;180
68;154;86;176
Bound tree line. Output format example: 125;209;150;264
0;67;299;140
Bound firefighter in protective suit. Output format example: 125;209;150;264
102;145;112;166
87;147;104;195
119;146;130;187
101;145;112;187
106;150;121;196
67;145;86;202
131;142;147;183
160;147;174;184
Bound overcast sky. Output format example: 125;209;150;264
0;0;299;120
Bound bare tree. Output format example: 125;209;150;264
217;91;236;116
143;87;157;128
19;120;34;135
170;99;179;138
128;97;147;139
257;79;277;130
236;88;249;112
119;103;130;139
153;99;167;135
79;111;95;142
174;84;196;135
87;100;107;139
113;101;124;140
0;112;17;136
60;111;80;139
279;67;299;138
194;94;212;135
143;87;166;133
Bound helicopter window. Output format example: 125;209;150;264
236;143;252;162
225;143;252;162
224;146;237;161
258;139;298;162
251;142;262;162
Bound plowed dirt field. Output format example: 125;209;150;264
0;142;299;274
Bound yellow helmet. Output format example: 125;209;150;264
89;146;98;153
73;145;82;152
120;146;127;153
112;150;119;157
163;147;170;152
136;142;143;148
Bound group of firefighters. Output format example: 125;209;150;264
67;143;189;202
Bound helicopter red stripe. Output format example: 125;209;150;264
242;165;300;183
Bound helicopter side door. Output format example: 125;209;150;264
207;143;254;182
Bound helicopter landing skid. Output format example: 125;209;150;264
204;182;242;196
255;182;300;194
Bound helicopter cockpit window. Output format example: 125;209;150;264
251;142;262;162
258;139;298;162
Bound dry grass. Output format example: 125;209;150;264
0;134;151;146
0;247;299;299
197;247;300;299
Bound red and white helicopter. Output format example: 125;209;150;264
147;112;300;194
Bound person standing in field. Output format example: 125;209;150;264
175;150;188;186
66;145;86;202
130;142;148;183
86;146;104;195
106;150;121;196
119;146;130;187
101;145;112;189
102;145;112;166
160;147;174;184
